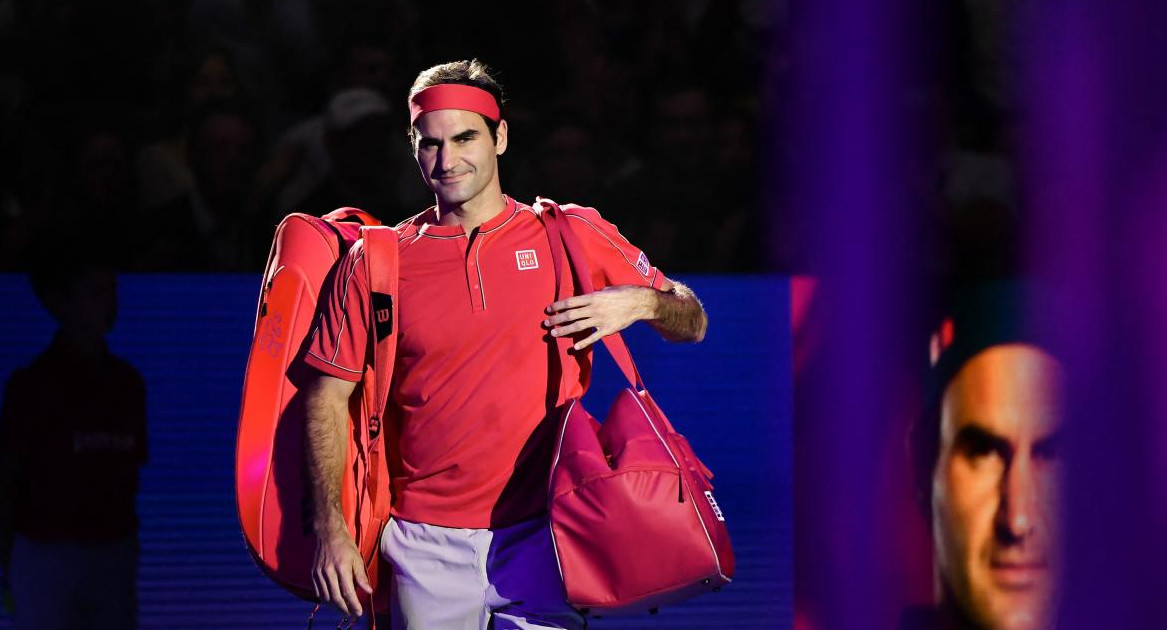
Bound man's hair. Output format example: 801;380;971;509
907;282;1051;513
407;59;505;144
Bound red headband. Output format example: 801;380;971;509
409;84;501;124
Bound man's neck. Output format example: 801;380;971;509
434;188;506;233
54;328;108;361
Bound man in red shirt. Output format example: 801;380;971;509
300;59;708;628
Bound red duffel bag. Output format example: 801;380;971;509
538;200;734;616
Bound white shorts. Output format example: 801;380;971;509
380;516;585;630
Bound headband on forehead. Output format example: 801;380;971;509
409;84;501;125
926;281;1052;406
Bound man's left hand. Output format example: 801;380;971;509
544;286;655;351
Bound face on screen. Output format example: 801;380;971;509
932;344;1062;630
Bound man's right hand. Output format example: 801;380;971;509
312;521;373;617
303;374;367;615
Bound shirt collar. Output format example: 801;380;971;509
419;195;516;237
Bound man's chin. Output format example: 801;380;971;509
981;593;1056;630
431;185;473;208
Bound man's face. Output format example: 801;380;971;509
189;52;238;103
412;109;506;210
52;266;117;340
933;344;1062;630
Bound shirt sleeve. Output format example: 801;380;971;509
301;239;371;382
562;205;670;291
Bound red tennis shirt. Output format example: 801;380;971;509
303;196;668;528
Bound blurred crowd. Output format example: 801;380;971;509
766;0;1028;283
0;0;1025;279
928;0;1025;284
0;0;773;273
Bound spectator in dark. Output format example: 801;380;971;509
904;284;1061;630
65;116;139;224
22;108;144;270
0;247;147;630
0;122;55;270
511;109;604;206
689;0;760;88
544;2;646;142
295;87;411;220
328;36;409;101
16;0;154;108
138;45;245;213
311;0;420;86
262;37;418;218
608;84;757;271
186;0;326;132
136;100;267;270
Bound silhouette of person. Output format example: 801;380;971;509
0;247;146;629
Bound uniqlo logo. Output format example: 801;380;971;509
636;251;651;276
516;249;539;270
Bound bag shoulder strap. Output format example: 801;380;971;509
358;225;399;429
535;198;646;391
356;225;399;527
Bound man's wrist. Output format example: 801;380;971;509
644;281;707;342
641;286;672;322
640;287;658;321
312;507;348;538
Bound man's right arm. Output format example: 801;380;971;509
304;373;372;617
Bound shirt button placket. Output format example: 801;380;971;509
468;259;483;312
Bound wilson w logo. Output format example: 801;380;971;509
371;292;394;341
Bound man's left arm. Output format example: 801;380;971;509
544;278;707;351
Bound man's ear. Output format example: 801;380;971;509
495;119;508;156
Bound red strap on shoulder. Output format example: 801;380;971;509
536;198;646;391
361;226;399;416
358;225;399;532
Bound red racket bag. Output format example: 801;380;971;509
235;208;398;613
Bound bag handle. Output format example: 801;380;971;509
323;206;378;225
537;198;646;391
